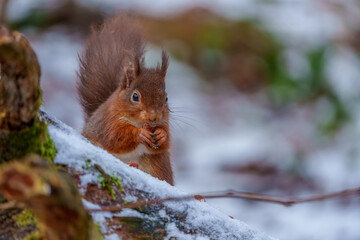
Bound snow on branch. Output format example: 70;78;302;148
44;111;275;240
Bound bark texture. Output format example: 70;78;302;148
0;26;41;131
0;27;98;240
0;155;101;240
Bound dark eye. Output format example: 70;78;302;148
132;93;139;102
165;97;168;104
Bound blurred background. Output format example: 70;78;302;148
2;0;360;239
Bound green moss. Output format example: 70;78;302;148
97;173;124;200
0;121;57;163
109;175;124;193
23;231;41;240
41;130;57;163
97;175;115;200
13;209;39;228
92;222;104;240
84;158;92;171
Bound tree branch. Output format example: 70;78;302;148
89;187;360;212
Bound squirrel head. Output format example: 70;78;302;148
115;50;170;127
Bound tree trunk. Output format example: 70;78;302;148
0;26;99;240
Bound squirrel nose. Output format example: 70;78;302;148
148;110;157;122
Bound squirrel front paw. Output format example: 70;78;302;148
153;128;167;147
139;125;168;150
138;128;157;149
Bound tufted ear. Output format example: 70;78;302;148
134;52;143;76
161;49;169;77
121;63;136;89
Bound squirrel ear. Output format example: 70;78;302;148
161;49;169;77
134;57;143;76
121;63;136;89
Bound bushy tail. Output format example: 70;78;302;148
77;15;144;119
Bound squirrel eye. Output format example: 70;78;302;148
165;97;168;104
132;93;139;102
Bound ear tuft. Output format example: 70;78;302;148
134;51;144;76
161;49;169;77
121;63;136;89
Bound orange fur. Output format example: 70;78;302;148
79;15;173;185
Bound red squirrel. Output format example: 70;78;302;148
77;15;173;185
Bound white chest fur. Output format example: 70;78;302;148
113;144;149;164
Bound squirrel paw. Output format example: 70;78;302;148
139;127;167;150
153;128;167;147
139;128;157;149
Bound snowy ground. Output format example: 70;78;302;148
7;0;360;239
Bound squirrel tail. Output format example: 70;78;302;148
77;14;145;120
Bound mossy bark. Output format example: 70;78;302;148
0;27;98;240
0;122;57;163
0;27;41;131
0;26;57;163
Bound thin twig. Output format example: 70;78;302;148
94;163;111;182
87;187;360;213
